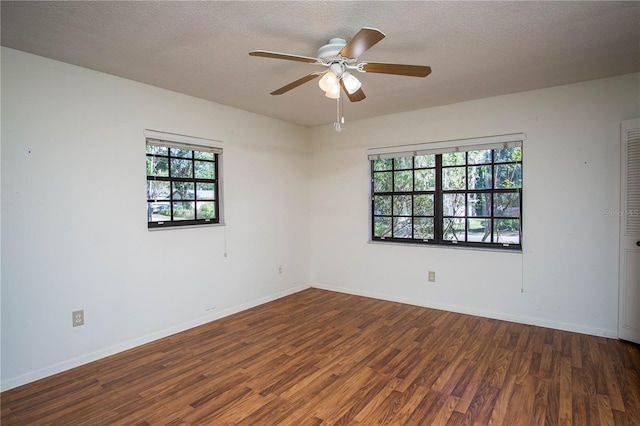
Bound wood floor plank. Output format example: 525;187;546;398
2;288;639;425
559;355;573;425
487;372;517;425
598;394;616;426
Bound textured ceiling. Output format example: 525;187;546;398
2;1;639;127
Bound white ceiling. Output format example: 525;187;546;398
2;1;639;127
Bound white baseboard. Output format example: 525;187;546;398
310;283;618;339
1;284;310;392
4;282;615;391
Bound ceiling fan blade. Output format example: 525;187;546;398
339;27;385;59
271;73;321;95
339;80;366;102
249;50;320;64
361;62;432;77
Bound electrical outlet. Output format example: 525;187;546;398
72;310;84;327
278;266;283;274
428;271;436;282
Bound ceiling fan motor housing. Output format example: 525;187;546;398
317;38;347;63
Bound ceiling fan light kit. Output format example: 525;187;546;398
318;70;338;92
249;27;432;131
341;72;362;95
325;83;341;99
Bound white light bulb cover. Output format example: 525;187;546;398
325;84;341;99
318;71;338;92
342;72;362;94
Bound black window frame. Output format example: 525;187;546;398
146;138;222;229
370;143;522;250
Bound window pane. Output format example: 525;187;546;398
172;182;194;200
373;158;393;171
173;202;195;220
495;163;522;188
415;169;436;191
194;160;215;179
147;181;170;200
494;146;522;163
146;145;168;155
393;217;412;238
468;165;492;190
443;167;466;190
468;193;491;216
147;139;221;228
442;152;465;166
468;219;491;242
394;156;413;170
196;182;215;200
443;218;466;241
414;194;434;216
415;154;435;168
148;202;170;222
494;219;520;244
171;148;192;158
467;149;492;165
195;151;215;160
373;172;392;193
170;158;193;178
393;195;412;216
494;193;520;217
443;193;465;216
414;218;434;239
147;156;169;177
369;146;521;249
373;195;392;215
196;201;216;219
394;171;413;192
374;217;392;237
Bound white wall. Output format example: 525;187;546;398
0;47;311;390
309;73;640;337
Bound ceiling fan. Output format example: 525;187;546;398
249;27;432;103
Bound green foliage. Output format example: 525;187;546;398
373;172;392;193
414;154;435;168
394;156;413;170
413;217;434;239
442;152;465;166
198;202;216;219
195;161;215;179
393;195;412;216
172;182;194;200
414;194;434;216
173;202;195;218
374;196;392;215
146;156;169;177
443;167;465;190
146;145;168;155
414;169;435;191
467;149;492;164
394;171;413;192
170;148;192;158
373;158;393;171
374;217;391;237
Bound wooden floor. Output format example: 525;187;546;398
2;289;640;425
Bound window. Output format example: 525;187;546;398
369;135;523;250
145;131;222;228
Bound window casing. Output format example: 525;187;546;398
146;132;222;228
369;136;522;250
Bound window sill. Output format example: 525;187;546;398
367;239;522;254
148;222;226;231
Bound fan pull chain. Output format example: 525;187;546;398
334;96;344;132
